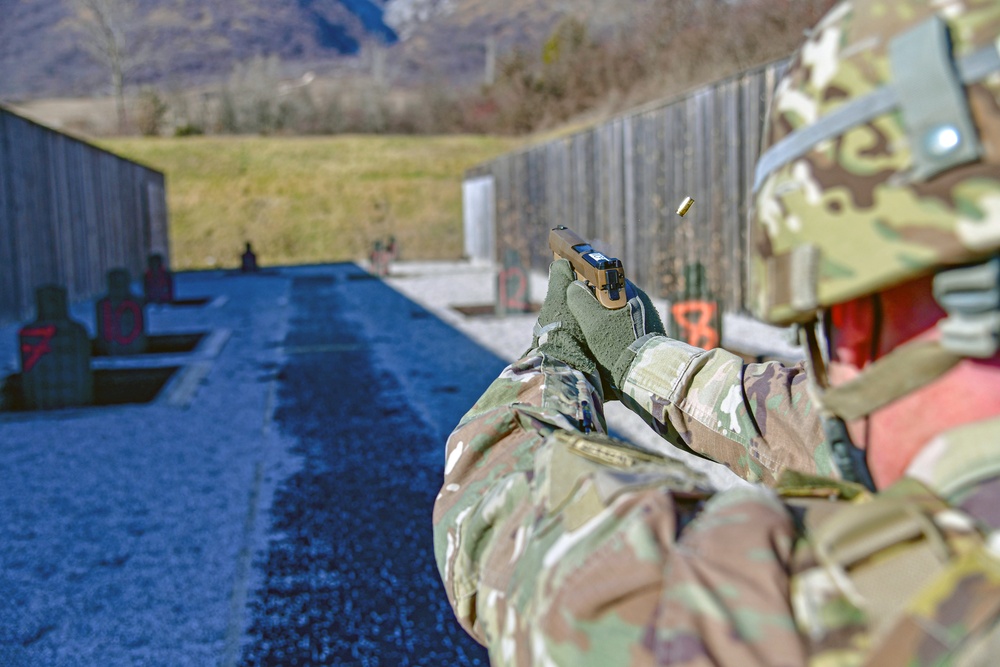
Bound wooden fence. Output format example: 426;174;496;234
0;106;169;325
466;58;789;314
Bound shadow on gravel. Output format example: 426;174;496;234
241;266;502;666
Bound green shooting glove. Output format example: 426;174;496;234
527;259;597;376
566;278;664;400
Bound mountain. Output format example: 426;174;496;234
0;0;399;98
0;0;626;99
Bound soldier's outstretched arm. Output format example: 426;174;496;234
433;259;613;648
567;279;833;486
433;351;806;666
433;262;806;665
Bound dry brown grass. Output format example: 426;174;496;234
98;134;521;269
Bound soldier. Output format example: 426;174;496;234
433;0;1000;664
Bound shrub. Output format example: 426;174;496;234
134;87;168;136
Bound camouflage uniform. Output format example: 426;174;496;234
433;346;1000;665
435;0;1000;664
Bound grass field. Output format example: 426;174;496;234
98;135;521;270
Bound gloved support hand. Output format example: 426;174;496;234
527;259;597;377
567;278;665;400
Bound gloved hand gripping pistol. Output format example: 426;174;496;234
548;226;630;309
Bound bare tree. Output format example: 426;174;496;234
72;0;140;132
222;55;287;134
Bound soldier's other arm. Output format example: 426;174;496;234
567;281;833;486
432;350;600;645
621;338;832;485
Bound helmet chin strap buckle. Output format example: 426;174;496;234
934;256;1000;359
799;324;876;491
823;416;877;492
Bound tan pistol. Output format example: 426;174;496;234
548;226;628;309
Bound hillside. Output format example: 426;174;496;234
97;135;522;268
0;0;398;98
2;0;831;139
0;0;610;99
385;0;632;83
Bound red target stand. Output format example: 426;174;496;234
18;285;93;409
143;253;174;304
495;249;534;316
368;236;397;277
95;269;148;356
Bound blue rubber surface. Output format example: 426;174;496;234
0;264;501;666
239;266;496;665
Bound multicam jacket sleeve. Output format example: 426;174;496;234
433;343;818;666
620;335;836;485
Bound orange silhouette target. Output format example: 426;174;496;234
671;300;719;349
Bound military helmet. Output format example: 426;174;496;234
750;0;1000;327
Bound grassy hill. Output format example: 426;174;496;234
99;135;521;270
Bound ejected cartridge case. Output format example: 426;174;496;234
676;196;694;217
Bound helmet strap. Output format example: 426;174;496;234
823;415;877;492
805;258;998;426
820;338;962;422
800;324;877;490
797;257;1000;488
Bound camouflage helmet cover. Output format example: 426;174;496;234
750;0;1000;324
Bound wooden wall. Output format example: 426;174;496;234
0;106;169;325
468;58;789;314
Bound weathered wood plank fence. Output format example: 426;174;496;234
0;106;169;325
465;58;789;315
